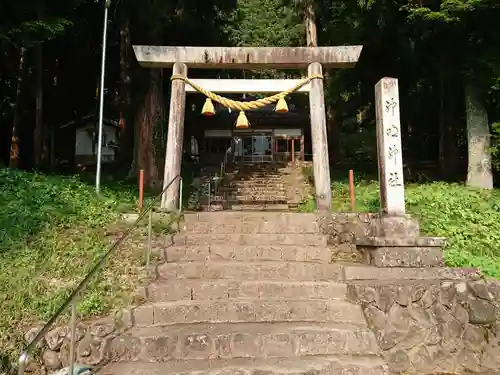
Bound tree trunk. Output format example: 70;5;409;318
134;68;163;188
304;0;340;164
304;0;317;47
465;81;493;189
34;0;44;168
118;3;133;168
10;46;26;168
438;60;448;178
327;105;341;163
50;57;59;168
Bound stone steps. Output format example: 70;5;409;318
226;187;285;193
224;199;288;205
342;264;481;281
225;195;287;201
180;218;320;233
220;187;286;193
141;280;347;302
232;174;282;178
225;184;283;188
110;322;380;362
201;198;288;205
164;245;330;262
171;233;327;246
224;193;288;199
101;356;389;375
126;299;367;327
198;204;291;212
225;191;287;195
224;185;285;190
229;204;290;211
223;194;286;199
229;179;283;183
229;174;281;177
227;183;285;188
213;162;311;210
157;261;343;281
95;211;390;375
182;212;319;224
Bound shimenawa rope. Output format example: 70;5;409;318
171;74;323;111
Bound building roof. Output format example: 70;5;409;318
59;113;119;129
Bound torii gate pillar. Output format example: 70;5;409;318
162;62;187;211
308;62;331;211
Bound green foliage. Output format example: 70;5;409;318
407;182;500;278
0;168;144;367
224;0;303;47
297;197;316;212
0;0;84;47
223;0;304;78
328;172;500;278
4;18;73;46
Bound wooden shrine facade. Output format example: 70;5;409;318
133;45;363;211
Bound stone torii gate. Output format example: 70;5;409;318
133;45;363;211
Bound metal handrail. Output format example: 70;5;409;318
220;149;230;182
218;149;231;203
18;173;181;375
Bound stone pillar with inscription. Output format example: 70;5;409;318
375;77;405;216
354;77;446;268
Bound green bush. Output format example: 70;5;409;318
0;168;139;369
331;176;500;278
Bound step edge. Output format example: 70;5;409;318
100;355;387;372
129;322;375;336
134;298;359;308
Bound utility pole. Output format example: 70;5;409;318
95;0;111;194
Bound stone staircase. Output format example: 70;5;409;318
100;212;389;375
220;164;288;210
207;163;312;211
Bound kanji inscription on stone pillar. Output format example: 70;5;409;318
375;77;405;215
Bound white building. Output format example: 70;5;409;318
59;114;120;166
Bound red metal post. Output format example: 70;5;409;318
348;169;356;212
139;169;144;212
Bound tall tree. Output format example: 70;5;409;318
224;0;303;49
118;0;133;169
34;0;44;168
303;0;317;47
1;0;84;167
465;81;493;188
9;47;26;168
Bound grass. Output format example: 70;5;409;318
0;168;167;371
299;166;500;279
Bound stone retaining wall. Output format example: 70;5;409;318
318;213;424;264
348;279;500;374
22;263;159;374
318;213;420;240
23;314;128;373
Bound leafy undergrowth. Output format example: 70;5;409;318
0;168;164;370
330;176;500;279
